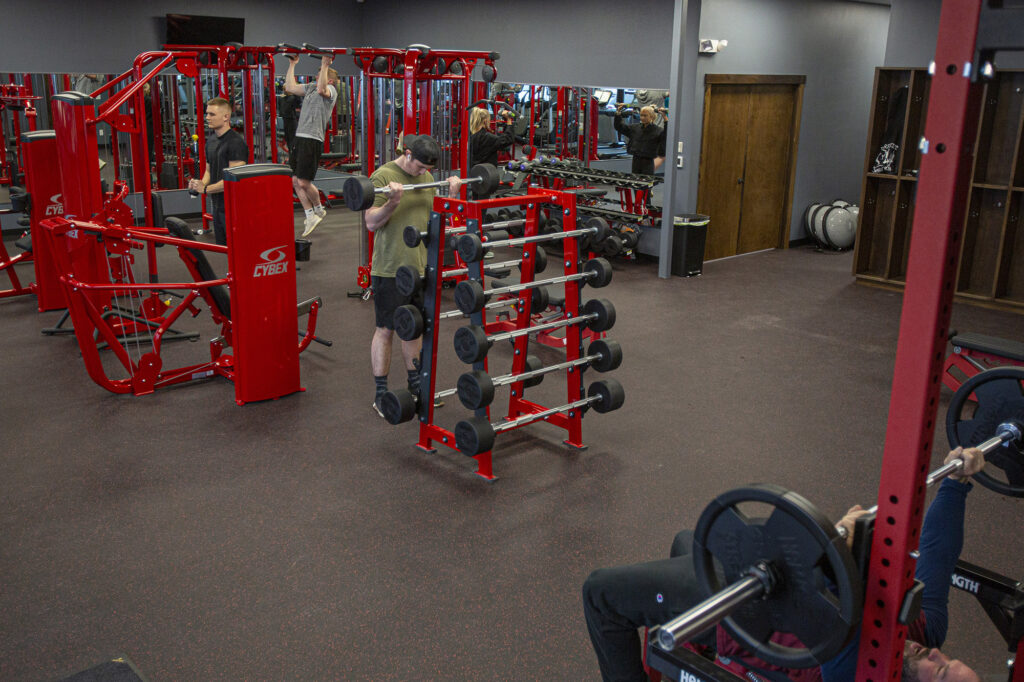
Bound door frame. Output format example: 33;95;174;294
698;74;806;253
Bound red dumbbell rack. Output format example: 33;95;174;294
410;189;588;480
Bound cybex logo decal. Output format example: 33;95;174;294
46;193;64;216
951;573;979;594
253;246;289;278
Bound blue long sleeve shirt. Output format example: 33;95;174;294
820;478;971;681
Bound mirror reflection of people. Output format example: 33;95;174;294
187;97;248;246
74;73;102;95
284;54;339;237
613;104;667;176
582;446;986;682
469;106;514;168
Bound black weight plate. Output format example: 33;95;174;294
371;55;389;73
588;339;622;373
481;64;497;83
588;378;625;413
403;224;424;248
535;247;548;274
393;304;424;341
530;286;549;314
469;163;500;197
456;234;485;263
455;416;495;455
693;484;861;669
946;366;1024;497
343;175;376;211
453;325;490;364
395;265;421;298
601;233;624;258
381;388;418;425
582;298;616;332
457;370;494;410
454;280;487;315
584;258;613;288
522;354;544;388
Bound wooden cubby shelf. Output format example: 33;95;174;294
853;67;1024;313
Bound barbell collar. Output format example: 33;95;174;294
656;572;768;651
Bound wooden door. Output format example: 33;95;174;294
697;76;804;261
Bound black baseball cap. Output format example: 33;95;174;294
401;134;440;166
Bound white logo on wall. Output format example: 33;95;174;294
253;246;289;278
46;193;64;216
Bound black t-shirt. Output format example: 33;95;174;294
613;115;666;159
206;128;249;184
470;128;514;167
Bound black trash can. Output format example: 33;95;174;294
671;213;709;277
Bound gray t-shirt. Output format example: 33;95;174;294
295;82;338;142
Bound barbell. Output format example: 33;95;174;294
650;371;1024;669
343;163;501;211
453;298;616;364
454;378;626;455
393;287;550;343
379;355;546;426
456;339;622;410
453;257;612;316
393;247;547;300
455;216;611;263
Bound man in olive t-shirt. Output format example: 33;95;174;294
363;135;461;418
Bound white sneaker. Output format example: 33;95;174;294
301;213;324;237
314;206;326;218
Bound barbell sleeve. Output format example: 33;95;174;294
488;312;598;343
655;572;768;651
492;352;606;388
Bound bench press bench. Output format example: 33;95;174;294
943;331;1024;393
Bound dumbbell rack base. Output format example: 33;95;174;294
409;189;589;479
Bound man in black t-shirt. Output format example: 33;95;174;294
188;97;249;246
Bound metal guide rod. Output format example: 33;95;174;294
488;311;597;342
491;395;596;434
483;269;592;296
487;226;599;249
438;294;521;320
489;352;603;388
655;574;766;650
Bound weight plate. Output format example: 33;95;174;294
583;298;616;333
530;286;550;314
523;355;544;388
456;234;485;263
584;258;614;288
455;280;487;315
693;484;861;669
588;378;625;413
393;305;424;341
455;416;494;455
946;366;1024;497
454;325;490;364
403;225;424;248
588;339;622;373
381;388;417;425
395;265;421;298
457;370;494;410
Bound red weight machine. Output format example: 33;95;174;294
349;45;499;290
0;81;40;187
40;163;319;404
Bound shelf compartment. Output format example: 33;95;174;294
899;71;931;178
854;177;899;278
864;69;912;176
888;181;918;282
996;190;1024;303
973;72;1024;186
958;188;1010;297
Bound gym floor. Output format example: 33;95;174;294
2;208;1023;680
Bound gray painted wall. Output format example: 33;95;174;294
885;0;941;67
697;0;890;240
2;0;933;244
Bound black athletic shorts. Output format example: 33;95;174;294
289;136;323;181
372;275;422;330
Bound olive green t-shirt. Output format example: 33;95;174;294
369;161;436;277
